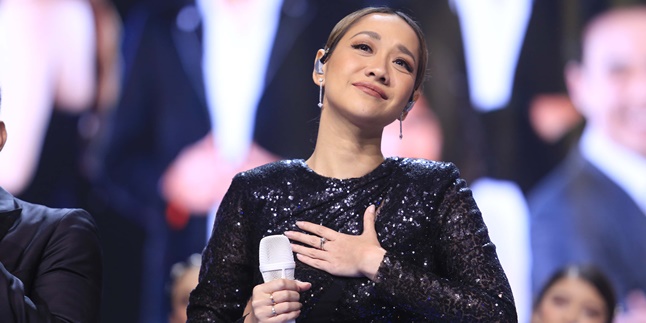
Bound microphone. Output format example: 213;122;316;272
259;235;295;281
259;235;296;323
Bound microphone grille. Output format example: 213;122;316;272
259;235;294;266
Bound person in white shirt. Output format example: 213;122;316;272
529;5;646;320
0;0;96;196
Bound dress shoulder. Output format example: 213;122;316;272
234;160;303;181
228;160;306;193
394;157;460;183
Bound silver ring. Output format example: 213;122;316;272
319;237;326;250
269;293;275;305
271;305;277;316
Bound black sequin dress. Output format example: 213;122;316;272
187;157;517;322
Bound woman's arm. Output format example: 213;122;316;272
188;173;311;323
187;175;256;321
373;168;517;322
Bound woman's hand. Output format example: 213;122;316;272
245;279;311;323
284;205;386;281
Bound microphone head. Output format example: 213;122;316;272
259;235;295;282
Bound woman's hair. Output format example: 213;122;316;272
320;7;428;92
534;264;616;323
170;253;202;283
167;253;202;301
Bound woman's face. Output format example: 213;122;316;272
533;277;608;323
318;13;420;131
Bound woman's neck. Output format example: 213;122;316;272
306;149;385;180
306;111;385;179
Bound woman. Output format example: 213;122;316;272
532;265;615;323
188;7;516;322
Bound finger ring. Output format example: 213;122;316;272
269;293;275;305
319;237;326;250
271;305;277;316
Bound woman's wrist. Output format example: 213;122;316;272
360;246;387;281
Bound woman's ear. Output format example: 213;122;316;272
401;90;422;121
0;121;7;152
412;90;421;104
312;49;327;86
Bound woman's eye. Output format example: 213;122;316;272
551;295;569;307
352;44;372;53
394;59;413;72
583;307;602;318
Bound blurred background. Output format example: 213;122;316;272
0;0;644;322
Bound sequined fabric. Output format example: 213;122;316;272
187;157;517;322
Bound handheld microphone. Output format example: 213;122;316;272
259;234;295;281
259;235;296;323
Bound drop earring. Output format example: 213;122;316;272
318;78;324;108
399;112;404;139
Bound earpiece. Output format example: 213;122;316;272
315;59;324;74
403;101;415;113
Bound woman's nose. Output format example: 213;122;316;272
365;57;389;85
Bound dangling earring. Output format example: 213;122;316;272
399;112;404;139
318;78;324;108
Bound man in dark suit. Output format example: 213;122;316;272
410;0;576;193
0;95;103;322
529;5;646;313
96;1;404;321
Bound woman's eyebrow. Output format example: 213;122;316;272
350;31;416;63
397;45;416;64
350;31;380;40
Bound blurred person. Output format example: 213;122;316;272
529;4;646;316
168;254;200;323
408;0;581;196
0;93;103;322
89;0;122;114
188;7;516;322
97;0;399;320
0;0;96;207
532;265;616;323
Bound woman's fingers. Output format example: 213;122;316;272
284;204;386;279
254;278;309;295
290;242;325;258
251;304;301;322
286;205;378;251
294;221;336;241
256;303;301;322
271;309;302;322
275;300;303;314
296;280;312;291
250;279;311;322
284;229;333;252
266;290;301;305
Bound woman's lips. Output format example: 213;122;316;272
353;82;388;100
